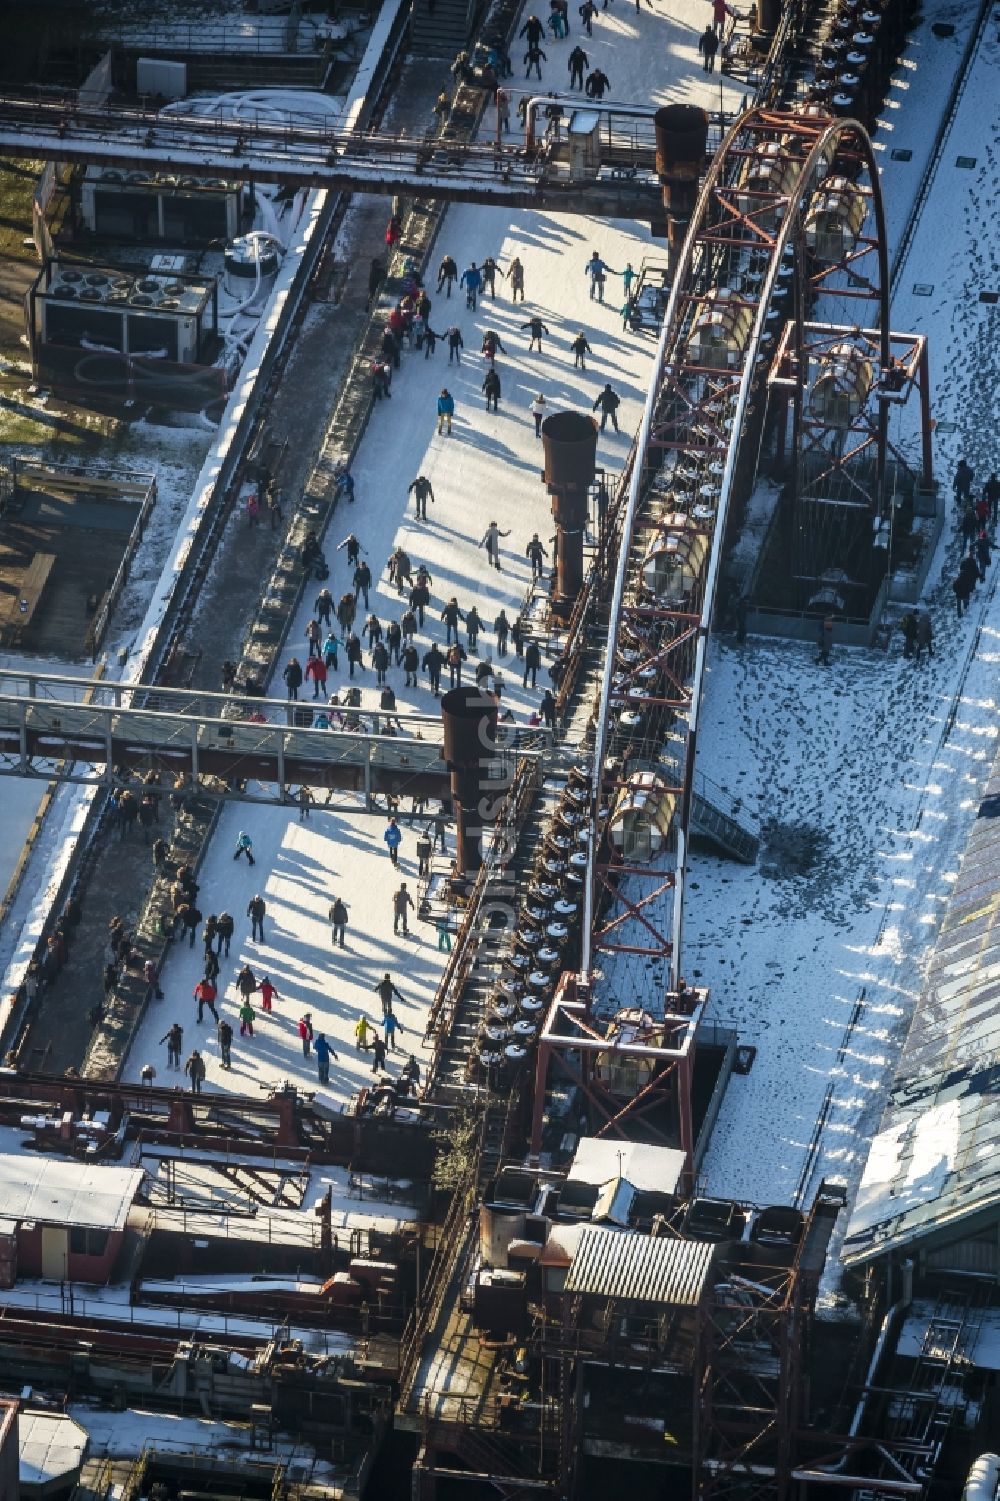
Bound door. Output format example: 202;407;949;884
41;1226;68;1280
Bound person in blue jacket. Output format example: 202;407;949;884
384;816;402;866
437;388;455;435
460;262;482;310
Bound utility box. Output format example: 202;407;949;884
136;57;188;100
567;110;601;181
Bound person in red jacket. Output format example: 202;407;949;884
193;978;219;1024
304;655;328;699
258;976;277;1013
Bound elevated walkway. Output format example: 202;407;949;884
689;772;760;864
410;0;478;56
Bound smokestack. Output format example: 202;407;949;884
541;410;598;613
655;103;708;271
440;686;498;874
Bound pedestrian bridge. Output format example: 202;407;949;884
0;671;547;807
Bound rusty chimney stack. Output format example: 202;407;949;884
655;104;709;269
440;686;499;875
541;410;598;614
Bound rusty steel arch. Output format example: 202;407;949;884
530;107;896;1171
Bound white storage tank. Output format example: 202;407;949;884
641;513;709;603
804;175;867;263
736;139;799;232
687;287;754;370
224;237;282;310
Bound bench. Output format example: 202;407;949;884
0;551;56;644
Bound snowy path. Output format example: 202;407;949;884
691;15;1000;1230
122;0;746;1101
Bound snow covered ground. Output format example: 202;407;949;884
690;16;1000;1243
121;0;746;1100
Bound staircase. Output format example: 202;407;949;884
690;772;760;864
410;0;477;58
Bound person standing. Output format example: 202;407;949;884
530;393;546;438
416;828;433;878
437;915;452;952
465;606;483;652
402;642;420;688
447;641;467;687
579;0;596;31
283;658;303;701
524;41;547;78
585;67;609;98
437;254;458;296
506;257;525;302
314;1032;336;1085
161;1021;183;1070
393;881;415;936
371;1035;388;1074
217;911;234;956
217;1018;233;1070
523;638;542;689
446;326;463;363
194;978;219;1025
330;896;348;948
184;1050;206;1094
305;655;327;700
441;597;465;644
915;612;934;663
238;997;255;1037
494;610;510;655
355;1014;372;1052
353;559;372;610
483;367;501;412
460;262;482;309
526;533;549;577
571;332;592;369
384;1010;403;1051
297;786;314;820
698;24;719;70
423;643;445;696
953;457;973;506
298;1013;314;1058
384;817;402;866
540;688;557;729
437;388;455;435
247;893;266;943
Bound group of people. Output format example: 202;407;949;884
951;460;999;618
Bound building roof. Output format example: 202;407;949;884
565;1225;715;1306
843;777;1000;1268
0;1155;143;1234
19;1409;88;1490
567;1138;686;1197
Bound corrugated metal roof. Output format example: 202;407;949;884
843;773;1000;1268
565;1225;714;1306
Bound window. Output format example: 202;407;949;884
69;1227;109;1258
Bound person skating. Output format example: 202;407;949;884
338;532;365;568
494;609;511;656
355;1014;372;1052
506;257;525;301
579;0;596;32
386;618;402;665
216;911;234;956
526;532;549;577
323;632;339;672
217;1018;233;1069
568;43;588;86
446;325;463;363
524;41;546;78
371;1034;388;1074
161;1021;183;1070
374;972;405;1017
465;605;483;652
384;1010;403;1051
410;574;431;626
402;642;420;687
257;975;277;1013
571;331;592;368
194;977;219;1025
385;213;402;249
481;329;506;364
314;1032;337;1085
345;631;364;678
441;597;465;644
234;830;256;866
393;881;415;936
460;262;482;310
408;475;435;519
521;315;550;352
540;687;557;729
283;658;303;701
305;619;322;659
361;611;383;649
305;654;327;699
447;641;468;687
423;642;445;695
247;893;266;943
315;587;334;629
184;1050;206;1094
300;529;322;575
180;900;202;949
337;591;357;636
437;255;458;296
698;24;718;70
401;607;418;644
520;13;545;43
384;817;402;866
416;827;433;877
483;367;501;411
298;1013;314;1058
372;640;390;687
481;256;500;297
330;896;349;947
238;997;256;1037
986;472;1000;525
371;361;391;400
593;382;621;431
585;251;613;302
353;559;372;610
437;914;453;951
437;389;455;435
585;67;609;97
387;545;413;594
480;520;510;570
523;638;542;689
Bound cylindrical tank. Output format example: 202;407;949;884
804;175;867;262
224;236;280;308
687;287;754;370
962;1455;1000;1501
608;771;676;859
440;686;498;874
736;140;800;231
541;411;598;609
641;516;709;602
809;341;874;426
